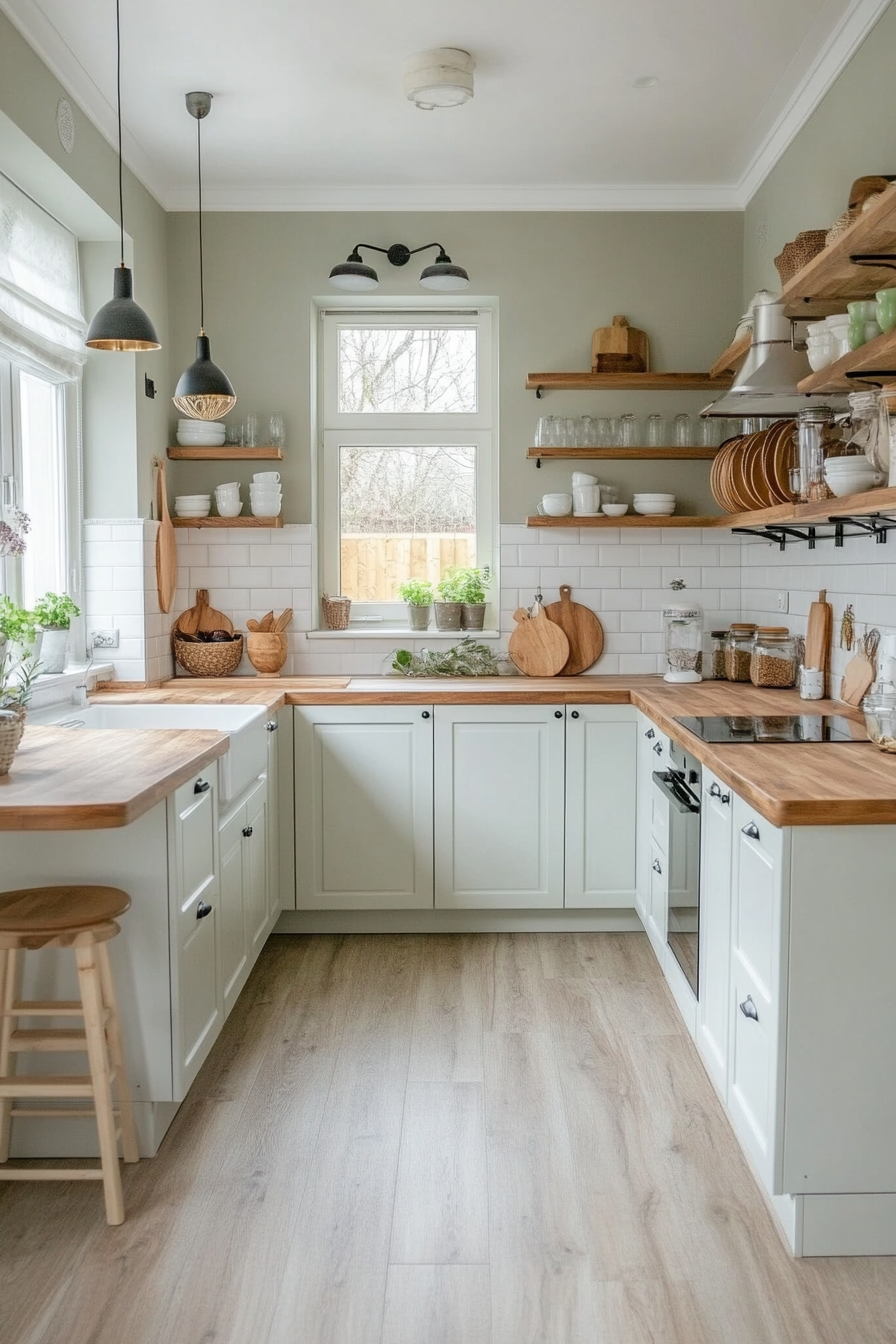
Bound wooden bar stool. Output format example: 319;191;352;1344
0;885;139;1225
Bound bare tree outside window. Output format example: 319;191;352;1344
338;327;477;414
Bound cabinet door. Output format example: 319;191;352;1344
244;786;269;955
697;769;734;1095
434;705;565;909
295;706;434;910
265;714;282;921
565;705;638;908
645;835;668;962
635;715;668;920
219;805;248;1017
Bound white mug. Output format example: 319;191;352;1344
573;484;600;514
216;481;239;491
799;666;824;700
542;493;572;517
253;471;281;483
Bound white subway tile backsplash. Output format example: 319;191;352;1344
188;567;230;589
580;567;620;588
229;566;270;588
519;545;552;565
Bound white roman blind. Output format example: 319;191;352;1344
0;171;86;368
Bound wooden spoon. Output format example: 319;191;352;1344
246;619;262;632
273;608;293;633
259;610;275;632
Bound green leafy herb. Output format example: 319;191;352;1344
391;637;499;677
396;579;435;606
33;592;80;630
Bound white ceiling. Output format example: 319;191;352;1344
0;0;889;211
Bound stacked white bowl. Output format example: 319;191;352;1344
823;454;882;497
176;419;226;447
249;479;282;517
633;493;676;516
806;321;837;371
824;313;851;361
174;493;211;518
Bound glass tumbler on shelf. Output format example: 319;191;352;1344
268;413;285;450
244;412;260;448
577;414;595;447
793;406;835;503
646;414;666;448
596;416;616;446
696;417;718;447
673;413;692;447
619;413;640;447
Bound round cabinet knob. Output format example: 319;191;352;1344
421;711;431;719
265;720;278;732
554;710;563;719
194;778;210;795
196;901;213;920
570;710;580;719
242;825;253;838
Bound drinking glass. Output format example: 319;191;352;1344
268;413;285;450
224;422;241;447
596;417;614;446
673;413;692;447
579;414;595;446
546;415;562;447
696;417;718;447
534;417;548;448
646;414;666;448
244;412;260;448
562;417;576;447
619;413;640;447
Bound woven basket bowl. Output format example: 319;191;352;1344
0;707;25;776
173;634;243;677
774;230;828;285
321;594;351;630
247;631;288;676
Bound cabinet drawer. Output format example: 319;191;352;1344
173;769;216;906
728;959;781;1191
732;802;785;997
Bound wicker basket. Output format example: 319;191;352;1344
774;230;828;285
173;633;243;677
0;707;25;776
321;594;351;630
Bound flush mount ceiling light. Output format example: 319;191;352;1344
329;242;470;291
632;75;660;88
173;91;237;421
404;48;475;110
85;0;160;352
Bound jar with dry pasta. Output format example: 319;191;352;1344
725;624;756;681
750;627;796;689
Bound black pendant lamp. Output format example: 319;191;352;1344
86;0;161;351
173;92;237;421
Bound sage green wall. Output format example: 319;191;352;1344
744;3;896;302
165;211;743;521
0;9;170;520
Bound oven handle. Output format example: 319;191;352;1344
652;770;701;815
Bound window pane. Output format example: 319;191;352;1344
19;370;65;606
338;327;477;414
339;445;476;602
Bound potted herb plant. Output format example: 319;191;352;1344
434;570;466;631
0;597;41;666
34;592;80;674
455;567;491;630
0;652;40;775
396;578;435;631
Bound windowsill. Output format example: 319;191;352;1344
27;662;115;711
306;628;501;640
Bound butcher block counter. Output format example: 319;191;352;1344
0;726;228;831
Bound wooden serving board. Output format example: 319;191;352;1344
508;607;569;677
543;585;604;675
805;589;832;681
840;654;875;706
174;589;234;637
591;315;648;373
155;459;177;614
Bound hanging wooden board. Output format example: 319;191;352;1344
805;589;832;677
508;606;569;677
155;459;177;614
173;589;234;638
840;654;875;706
543;585;604;675
591;315;649;373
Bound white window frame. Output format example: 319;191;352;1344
317;306;498;629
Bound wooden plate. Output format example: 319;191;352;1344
719;439;743;513
741;432;770;510
712;437;741;512
728;433;757;511
769;419;797;502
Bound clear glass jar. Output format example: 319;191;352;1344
708;629;729;680
862;683;896;751
724;624;756;681
750;627;796;689
792;406;837;503
662;603;703;683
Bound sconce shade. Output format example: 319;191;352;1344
86;265;162;350
419;253;470;291
329;252;379;290
173;333;237;420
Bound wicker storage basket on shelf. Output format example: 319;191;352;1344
321;594;351;630
774;230;828;285
173;634;243;677
0;706;25;775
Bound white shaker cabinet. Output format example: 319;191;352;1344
219;774;269;1017
434;705;565;908
635;713;670;930
564;705;638;908
696;767;734;1096
294;705;434;910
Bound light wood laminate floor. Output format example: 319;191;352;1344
1;932;894;1344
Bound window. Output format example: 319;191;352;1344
319;309;496;626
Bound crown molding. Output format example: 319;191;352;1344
0;0;168;207
735;0;891;205
163;182;745;212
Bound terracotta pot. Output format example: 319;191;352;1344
246;631;288;677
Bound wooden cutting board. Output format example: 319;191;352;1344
155;459;177;614
805;589;832;675
543;585;604;675
508;606;569;677
174;589;234;637
591;315;649;373
841;654;875;706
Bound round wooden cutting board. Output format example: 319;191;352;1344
543;585;604;675
508;606;569;677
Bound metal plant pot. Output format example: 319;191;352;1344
407;604;431;631
462;603;486;630
434;601;463;631
39;628;68;674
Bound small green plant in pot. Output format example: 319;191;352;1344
396;578;435;632
434;570;466;631
443;566;491;630
0;652;40;775
0;597;41;666
33;592;80;674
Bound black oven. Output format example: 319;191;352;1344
652;741;701;998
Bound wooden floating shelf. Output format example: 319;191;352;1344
526;487;896;531
171;516;283;529
167;446;284;460
525;371;733;393
527;514;722;528
527;446;720;461
781;184;896;317
796;327;896;394
710;332;752;380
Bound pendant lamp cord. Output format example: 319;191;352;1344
197;114;205;332
115;0;124;268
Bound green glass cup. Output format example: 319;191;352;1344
876;288;896;332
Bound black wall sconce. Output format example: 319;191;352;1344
329;242;470;292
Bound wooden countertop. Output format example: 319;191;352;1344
0;727;228;831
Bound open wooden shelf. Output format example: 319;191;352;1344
527;445;720;461
710;333;752;380
167;446;284;460
780;184;896;317
171;516;283;529
527;514;722;528
525;371;733;393
796;327;896;394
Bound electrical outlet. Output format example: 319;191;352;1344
90;629;119;648
776;592;789;613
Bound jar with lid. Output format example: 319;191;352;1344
724;624;756;681
861;682;896;752
662;603;703;683
750;627;796;689
708;629;730;680
791;407;838;503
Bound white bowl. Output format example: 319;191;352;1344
634;502;676;515
179;419;224;430
634;495;676;503
216;501;243;518
250;499;282;518
175;497;211;507
177;433;226;447
175;506;210;518
601;503;629;516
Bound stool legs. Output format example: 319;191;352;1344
0;948;19;1163
75;942;125;1225
95;943;139;1165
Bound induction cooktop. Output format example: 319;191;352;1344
674;714;868;744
